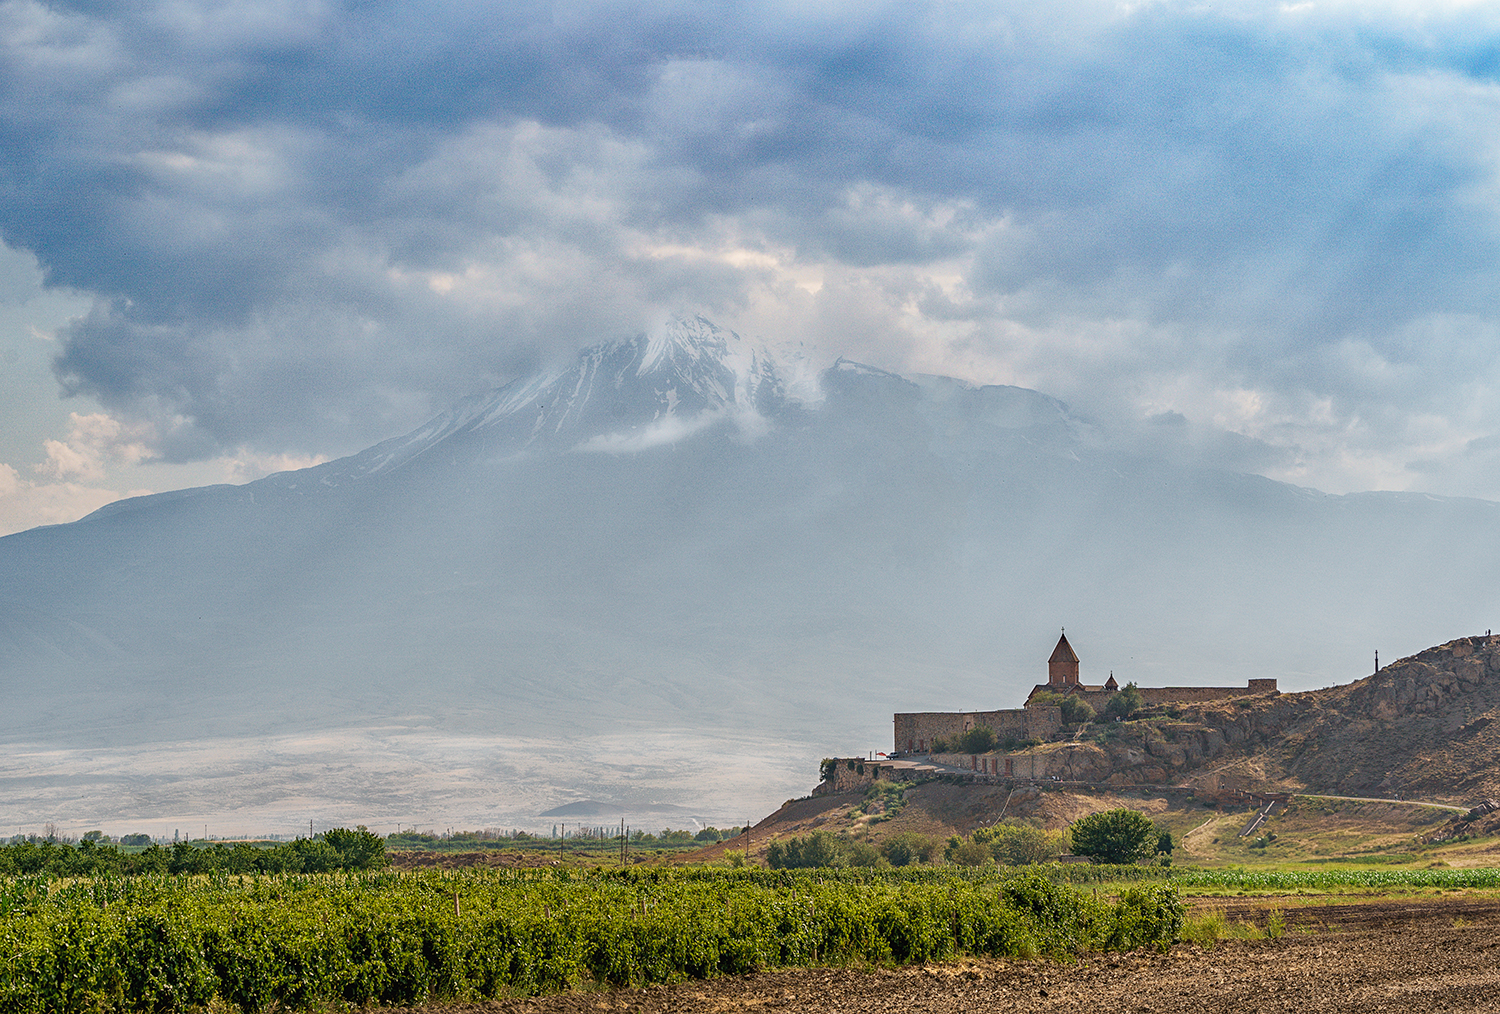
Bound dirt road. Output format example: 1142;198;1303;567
411;897;1500;1014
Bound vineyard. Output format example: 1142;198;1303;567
1168;866;1500;891
0;866;1181;1013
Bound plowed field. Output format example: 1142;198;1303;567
404;896;1500;1014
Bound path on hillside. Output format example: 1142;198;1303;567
1297;793;1467;812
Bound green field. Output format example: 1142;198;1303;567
1;867;1180;1013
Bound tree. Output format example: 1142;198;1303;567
880;832;940;866
1070;808;1157;864
767;830;846;869
973;823;1066;865
1030;690;1093;725
1102;682;1145;721
957;725;997;753
324;826;389;870
945;837;993;866
1059;696;1095;724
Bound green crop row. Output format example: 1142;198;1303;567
1166;866;1500;890
0;868;1182;1012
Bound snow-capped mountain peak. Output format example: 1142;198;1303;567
334;318;819;479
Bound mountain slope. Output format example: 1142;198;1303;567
3;318;1500;831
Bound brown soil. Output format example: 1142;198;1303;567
389;851;564;870
398;896;1500;1013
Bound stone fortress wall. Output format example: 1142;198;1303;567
892;633;1276;755
1137;679;1279;706
893;706;1061;755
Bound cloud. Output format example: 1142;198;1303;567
0;407;328;534
0;459;145;536
4;0;1500;494
35;411;154;482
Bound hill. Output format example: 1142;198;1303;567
1185;634;1500;801
863;635;1500;805
693;633;1500;868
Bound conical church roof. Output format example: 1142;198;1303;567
1049;631;1078;664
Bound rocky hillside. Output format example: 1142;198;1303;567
1187;634;1500;802
867;635;1500;805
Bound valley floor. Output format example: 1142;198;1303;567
404;896;1500;1014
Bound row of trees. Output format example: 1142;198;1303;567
766;830;943;869
0;827;387;877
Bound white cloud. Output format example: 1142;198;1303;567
576;409;731;454
34;412;155;482
3;0;1500;501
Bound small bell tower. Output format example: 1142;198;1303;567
1048;629;1080;687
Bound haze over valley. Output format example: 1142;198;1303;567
4;320;1498;835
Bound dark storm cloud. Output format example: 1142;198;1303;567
3;0;1500;466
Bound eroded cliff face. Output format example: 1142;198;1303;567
1176;634;1500;800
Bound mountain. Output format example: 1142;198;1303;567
3;317;1500;834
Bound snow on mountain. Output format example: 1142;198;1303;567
321;317;821;481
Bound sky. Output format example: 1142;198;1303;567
5;0;1500;535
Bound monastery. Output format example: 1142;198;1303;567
892;631;1278;755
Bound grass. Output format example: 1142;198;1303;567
1166;795;1465;869
1180;905;1287;948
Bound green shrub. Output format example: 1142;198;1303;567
879;833;940;867
1058;696;1094;724
767;831;847;869
972;823;1066;866
947;839;993;866
1102;683;1144;721
1070;809;1157;865
957;726;998;754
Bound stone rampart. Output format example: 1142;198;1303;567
1137;682;1277;705
893;712;968;754
932;750;1055;780
816;758;878;794
893;706;1061;753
